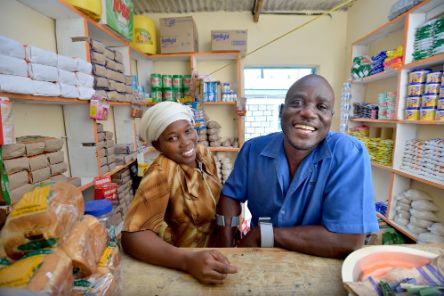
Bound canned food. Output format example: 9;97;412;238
151;87;162;102
183;75;192;88
421;94;438;107
420;107;436;121
150;73;162;88
162;75;172;88
405;108;420;120
174;90;183;99
406;96;421;108
163;89;173;101
172;75;183;89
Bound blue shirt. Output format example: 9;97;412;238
222;132;379;234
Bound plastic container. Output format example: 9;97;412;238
405;108;420;120
85;199;112;227
426;71;442;84
408;69;430;84
436;109;444;121
438;97;444;109
150;73;162;88
131;15;157;54
406;96;421;108
425;83;440;95
420;107;436;121
407;83;425;96
66;0;101;20
421;94;438;107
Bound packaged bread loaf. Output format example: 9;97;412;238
0;248;73;295
0;182;84;259
1;143;25;160
62;215;108;278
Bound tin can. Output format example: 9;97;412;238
163;88;174;101
150;73;162;88
183;75;192;88
420;107;436;121
162;75;172;88
405;108;420;120
172;75;183;89
151;87;162;102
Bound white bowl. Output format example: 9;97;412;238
341;245;438;283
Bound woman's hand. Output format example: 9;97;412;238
184;250;238;284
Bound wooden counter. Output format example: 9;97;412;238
121;245;444;296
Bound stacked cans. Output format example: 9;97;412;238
150;73;192;102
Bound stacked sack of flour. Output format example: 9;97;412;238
1;136;79;205
111;167;134;226
114;143;137;166
0;35;94;99
0;183;121;294
89;39;133;102
393;188;444;243
96;123;117;174
214;154;233;184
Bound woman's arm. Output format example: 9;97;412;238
121;229;238;284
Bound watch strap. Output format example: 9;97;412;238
259;217;274;248
216;214;240;227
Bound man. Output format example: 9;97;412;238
215;74;379;258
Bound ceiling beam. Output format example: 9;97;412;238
252;0;264;23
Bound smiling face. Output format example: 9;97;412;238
153;119;198;168
280;74;334;153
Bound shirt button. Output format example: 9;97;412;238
281;210;285;214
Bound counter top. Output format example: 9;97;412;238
121;245;444;296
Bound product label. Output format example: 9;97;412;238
0;254;45;287
135;28;152;45
10;186;49;218
98;246;114;267
105;0;134;40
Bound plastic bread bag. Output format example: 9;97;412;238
0;248;73;296
78;86;95;100
72;267;117;296
25;46;57;67
32;81;60;97
76;72;94;88
61;215;108;278
76;58;92;74
58;69;78;86
0;55;28;77
0;182;84;259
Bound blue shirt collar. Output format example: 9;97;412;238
260;132;333;163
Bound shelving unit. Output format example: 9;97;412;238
348;0;444;241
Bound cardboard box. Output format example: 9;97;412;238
159;16;198;53
211;30;247;55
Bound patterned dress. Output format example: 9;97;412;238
123;145;221;247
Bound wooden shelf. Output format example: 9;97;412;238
403;53;444;70
393;169;444;190
371;162;393;172
204;102;236;105
0;92;89;104
351;69;399;84
209;147;240;152
376;213;417;242
110;102;130;106
398;120;444;125
78;159;136;191
350;118;397;124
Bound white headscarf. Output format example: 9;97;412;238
139;101;194;144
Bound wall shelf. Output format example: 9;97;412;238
372;162;393;172
209;147;240;152
393;169;444;190
0;92;89;105
376;213;417;242
350;118;397;124
351;69;399;84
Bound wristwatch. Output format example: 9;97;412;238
216;214;240;227
259;217;274;248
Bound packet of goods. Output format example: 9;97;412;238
0;248;73;295
0;182;84;259
62;215;108;278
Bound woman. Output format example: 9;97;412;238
122;101;237;284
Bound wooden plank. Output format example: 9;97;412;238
253;0;264;23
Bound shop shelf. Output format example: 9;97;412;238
78;159;136;191
376;213;417;242
398;120;444;125
350;118;398;124
351;69;399;84
209;147;240;152
372;162;393;172
0;92;89;105
393;169;444;190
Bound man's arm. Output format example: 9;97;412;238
238;225;365;258
214;195;242;247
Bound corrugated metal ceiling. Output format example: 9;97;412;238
133;0;353;14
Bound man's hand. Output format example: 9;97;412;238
238;227;260;247
184;250;238;284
